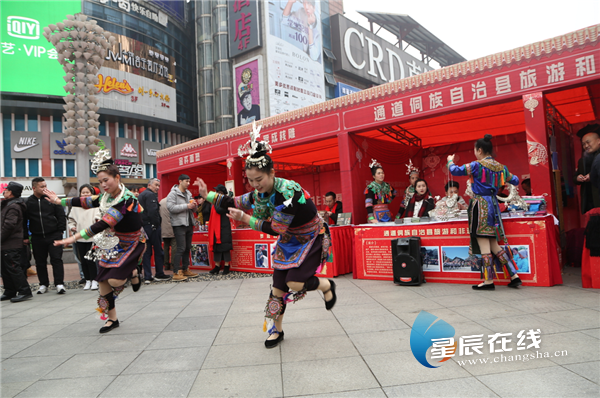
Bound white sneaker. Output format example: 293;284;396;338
56;285;66;294
91;280;99;290
37;285;47;294
83;281;92;290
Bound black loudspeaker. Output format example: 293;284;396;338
391;237;423;286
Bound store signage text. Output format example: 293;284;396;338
7;16;39;40
13;136;38;152
228;0;261;57
95;74;134;94
54;139;74;155
114;159;143;177
105;43;171;80
96;0;168;27
120;142;137;158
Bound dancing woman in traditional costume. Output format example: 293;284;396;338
365;159;397;223
195;123;336;348
447;134;522;290
45;150;145;333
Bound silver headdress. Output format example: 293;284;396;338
238;122;272;169
406;159;420;176
90;145;112;174
369;159;381;169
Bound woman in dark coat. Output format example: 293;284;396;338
208;184;233;275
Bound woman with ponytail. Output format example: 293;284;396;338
447;134;522;290
195;123;336;349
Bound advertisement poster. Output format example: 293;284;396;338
233;57;263;127
265;0;326;116
0;0;82;96
96;68;176;121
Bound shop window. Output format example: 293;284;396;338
146;164;151;178
53;119;63;133
15;115;24;131
66;160;75;177
118;124;125;138
99;123;106;136
54;159;63;177
27;117;38;132
28;159;38;177
3;117;11;176
15;159;26;177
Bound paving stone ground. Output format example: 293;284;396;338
2;266;598;397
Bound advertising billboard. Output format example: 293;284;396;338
95;68;177;121
233;56;264;127
265;0;326;116
330;14;433;86
228;0;261;58
10;131;43;159
0;0;82;96
115;137;140;163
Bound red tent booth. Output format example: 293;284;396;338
158;25;600;287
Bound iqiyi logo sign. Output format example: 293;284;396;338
410;311;456;368
7;16;40;40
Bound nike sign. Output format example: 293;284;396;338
14;143;38;152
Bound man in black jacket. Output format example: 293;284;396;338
1;182;33;302
323;191;343;225
25;177;66;294
575;125;600;214
138;178;170;283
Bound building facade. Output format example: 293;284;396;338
0;0;198;194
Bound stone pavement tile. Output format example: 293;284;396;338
279;306;337;325
563;361;599;384
43;352;139;379
349;329;412;355
331;303;394;320
100;370;197;398
429;293;497;308
289;388;387;398
154;291;200;302
505;297;583;314
336;314;410;335
22;311;89;327
557;292;600;309
0;381;34;398
362;350;470;387
145;329;218;350
1;339;38;359
384;377;497;397
281;335;359;363
219;311;264;328
282;356;380;396
368;288;428;303
1;317;35;329
178;302;232;318
473;314;571;336
380;297;446;313
213;324;267;345
450;301;528;321
141;299;197;312
1;355;71;383
1;326;19;336
85;332;157;353
536;308;600;330
2;323;67;341
542;331;600;365
449;320;495;339
122;346;209;374
284;318;346;339
14;376;115;398
581;328;600;340
451;349;556;376
389;307;471;327
106;315;173;334
476;366;599;397
189;364;281;397
409;283;471;298
49;319;104;338
163;315;225;332
13;336;99;358
332;292;379;307
201;341;281;369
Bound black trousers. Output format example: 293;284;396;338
1;249;32;296
76;241;97;281
31;234;64;286
172;224;193;273
142;225;165;280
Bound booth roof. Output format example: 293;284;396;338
158;24;599;162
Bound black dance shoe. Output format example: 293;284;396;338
131;271;142;292
264;331;284;349
507;277;522;288
472;283;495;290
99;319;119;333
324;279;337;310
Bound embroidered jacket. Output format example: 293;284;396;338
449;157;519;197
